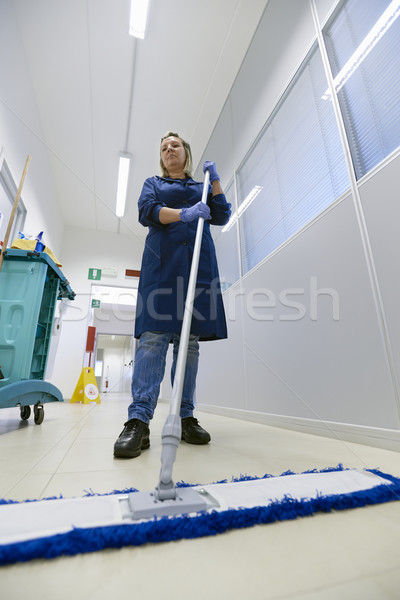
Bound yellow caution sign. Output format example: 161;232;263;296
70;367;100;404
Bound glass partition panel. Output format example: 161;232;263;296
237;47;349;275
211;180;240;291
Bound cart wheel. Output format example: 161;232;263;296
20;405;31;421
33;404;44;425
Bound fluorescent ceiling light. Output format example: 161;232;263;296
322;0;400;100
116;153;131;218
222;185;263;233
129;0;150;39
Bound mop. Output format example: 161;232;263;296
1;170;400;565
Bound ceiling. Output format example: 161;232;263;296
13;0;268;244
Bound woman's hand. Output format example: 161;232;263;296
203;161;220;183
180;201;211;222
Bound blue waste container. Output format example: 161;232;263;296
0;249;75;423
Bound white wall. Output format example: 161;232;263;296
359;157;400;401
0;0;64;256
194;0;400;451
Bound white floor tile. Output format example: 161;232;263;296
1;391;400;600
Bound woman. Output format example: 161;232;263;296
114;132;231;458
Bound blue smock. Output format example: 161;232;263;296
134;175;231;341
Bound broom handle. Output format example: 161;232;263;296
0;155;31;272
169;169;210;417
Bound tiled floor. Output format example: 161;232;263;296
1;393;400;599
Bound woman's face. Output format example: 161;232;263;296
160;136;186;174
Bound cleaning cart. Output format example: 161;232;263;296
0;248;75;423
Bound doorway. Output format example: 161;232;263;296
95;334;134;394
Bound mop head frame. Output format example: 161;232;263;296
1;465;400;566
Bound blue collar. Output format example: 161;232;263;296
156;176;197;185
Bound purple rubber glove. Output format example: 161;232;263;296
203;160;220;183
180;201;211;223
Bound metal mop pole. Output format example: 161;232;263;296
155;169;211;501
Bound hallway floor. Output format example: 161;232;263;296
1;393;400;599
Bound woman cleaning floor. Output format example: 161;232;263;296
114;131;231;458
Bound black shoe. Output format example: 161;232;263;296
181;417;211;445
113;418;150;458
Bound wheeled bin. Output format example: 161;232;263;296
0;248;75;423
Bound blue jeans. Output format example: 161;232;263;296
127;331;200;424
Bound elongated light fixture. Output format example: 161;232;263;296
129;0;150;39
322;0;400;100
116;152;131;218
222;185;263;233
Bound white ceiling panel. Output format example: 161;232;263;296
13;0;268;241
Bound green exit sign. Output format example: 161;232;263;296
91;299;101;308
88;268;102;280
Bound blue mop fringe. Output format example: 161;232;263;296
1;465;399;566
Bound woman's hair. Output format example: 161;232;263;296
160;131;193;178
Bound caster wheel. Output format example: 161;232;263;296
33;404;44;425
20;405;31;421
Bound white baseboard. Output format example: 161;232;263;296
196;403;400;453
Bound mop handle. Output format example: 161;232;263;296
0;155;31;272
169;169;210;417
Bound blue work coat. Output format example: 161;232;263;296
134;176;231;341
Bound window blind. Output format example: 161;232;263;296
324;0;400;179
237;47;349;275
